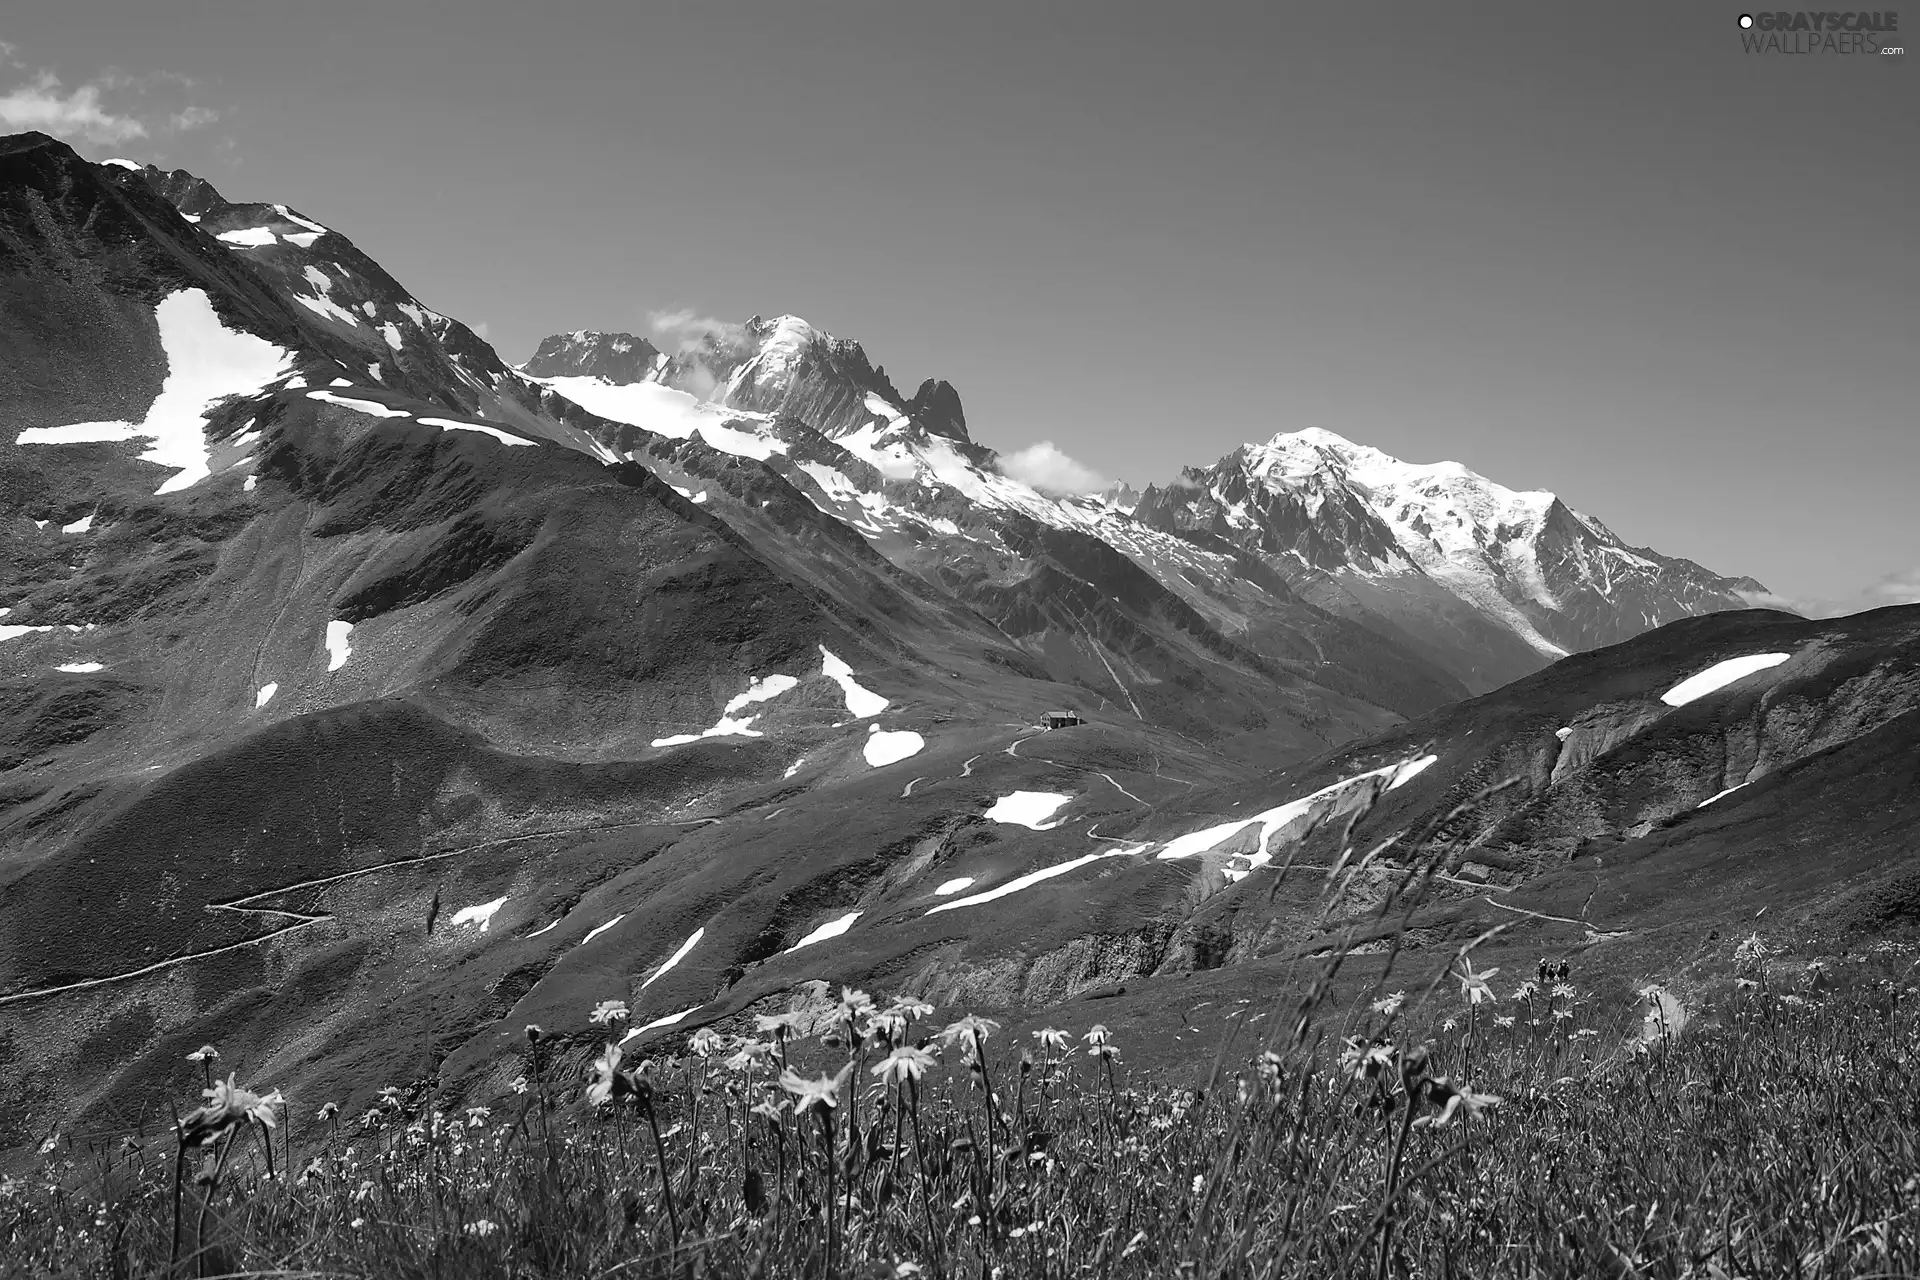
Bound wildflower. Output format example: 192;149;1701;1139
524;1024;544;1043
1032;1026;1070;1052
724;1040;775;1073
316;1101;339;1122
1494;1015;1516;1029
754;1011;808;1037
939;1015;1001;1048
1370;991;1406;1017
1088;1042;1120;1061
837;986;877;1022
1510;980;1538;1003
1338;1037;1395;1080
1083;1024;1112;1047
589;999;630;1025
750;1097;788;1121
1413;1077;1502;1128
465;1106;491;1128
1551;981;1576;1000
184;1045;219;1064
886;995;935;1020
1551;1007;1574;1022
586;1044;648;1109
178;1075;284;1145
1441;1017;1458;1032
509;1075;529;1095
464;1219;499;1237
778;1063;854;1113
872;1045;938;1086
689;1028;726;1058
1192;1174;1206;1195
1456;959;1500;1005
378;1086;405;1107
1256;1050;1285;1083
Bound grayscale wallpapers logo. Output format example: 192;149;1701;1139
1738;11;1905;55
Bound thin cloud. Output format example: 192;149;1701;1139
648;307;747;355
999;441;1107;495
1863;567;1920;607
1;71;148;145
1735;565;1920;620
0;51;221;149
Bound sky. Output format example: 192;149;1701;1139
2;1;1914;610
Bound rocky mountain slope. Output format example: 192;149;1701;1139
4;131;1900;1154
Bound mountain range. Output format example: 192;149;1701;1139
2;130;1911;1150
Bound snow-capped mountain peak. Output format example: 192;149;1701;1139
1136;429;1766;681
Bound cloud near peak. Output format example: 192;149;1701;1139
648;307;746;355
998;441;1107;496
0;57;219;149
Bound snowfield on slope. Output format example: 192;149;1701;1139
863;727;925;767
1156;754;1438;882
1660;653;1793;707
324;621;354;672
15;289;292;493
784;911;861;954
530;376;786;462
819;648;888;717
449;896;509;932
652;672;798;746
984;791;1074;830
641;927;705;989
926;846;1147;915
419;417;534;446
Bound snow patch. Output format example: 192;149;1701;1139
1659;654;1793;707
819;647;887;717
641;927;705;989
60;512;95;534
0;625;53;642
724;673;799;716
217;226;278;248
15;289;292;494
380;323;405;351
419;417;535;446
306;390;410;418
324;621;353;672
620;1005;700;1044
580;914;627;947
1697;782;1750;809
927;847;1145;915
450;895;509;932
283;231;322;248
933;877;974;897
101;158;139;170
56;662;105;673
530;376;786;462
784;910;861;954
525;918;563;939
254;682;278;708
1156;754;1438;882
984;791;1073;830
291;293;363;327
863;727;925;768
1555;727;1573;740
784;757;806;779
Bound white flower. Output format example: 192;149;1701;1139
589;999;630;1025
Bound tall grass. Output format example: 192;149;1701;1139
5;940;1915;1279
